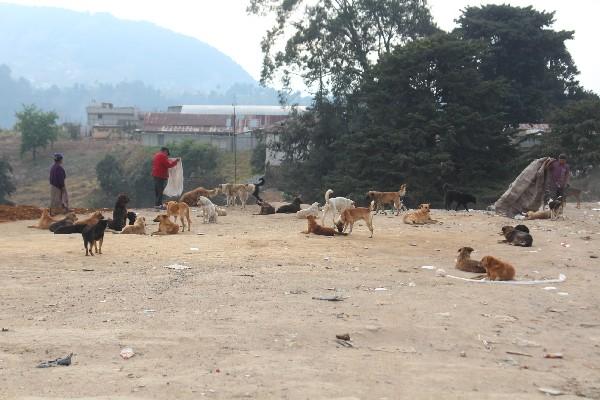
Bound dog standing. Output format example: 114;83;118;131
121;216;146;235
322;189;354;226
455;247;485;273
480;255;515;281
296;202;320;219
443;184;476;211
82;219;108;256
165;201;191;231
179;186;219;206
337;201;374;237
367;184;407;215
151;215;180;235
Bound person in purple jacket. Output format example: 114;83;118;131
545;153;571;201
49;153;69;215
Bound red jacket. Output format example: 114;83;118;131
152;152;178;179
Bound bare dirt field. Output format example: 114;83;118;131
1;204;600;399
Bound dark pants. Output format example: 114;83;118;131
154;177;167;206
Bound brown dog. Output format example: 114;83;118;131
302;215;346;236
179;187;219;206
480;256;515;281
256;200;275;215
337;201;374;237
28;208;62;229
403;204;438;225
565;187;583;209
455;247;485;273
367;184;407;215
121;216;146;235
525;210;551;220
165;201;191;231
75;211;104;226
151;214;180;235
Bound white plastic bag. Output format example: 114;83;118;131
163;159;184;197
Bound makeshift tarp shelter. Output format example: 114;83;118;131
493;157;554;217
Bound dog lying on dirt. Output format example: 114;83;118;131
500;225;533;247
165;201;191;231
296;202;320;219
455;247;485;273
302;215;346;237
216;206;227;216
121;216;146;235
82;219;108;256
322;189;355;226
198;196;218;223
179;186;219;206
336;201;374;237
367;184;407;215
151;214;180;235
276;197;302;214
49;212;78;233
525;210;550;220
28;208;61;229
403;204;438;225
256;200;276;215
443;184;476;211
75;211;105;226
480;255;515;281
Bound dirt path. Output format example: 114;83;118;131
1;205;600;399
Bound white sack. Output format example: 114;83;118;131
163;159;184;197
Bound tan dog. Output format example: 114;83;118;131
28;208;61;229
121;216;146;235
403;204;438;225
367;184;407;215
337;201;374;237
179;187;219;206
455;247;485;273
525;210;551;220
151;215;180;235
75;211;104;226
216;206;227;216
165;201;191;231
480;256;515;281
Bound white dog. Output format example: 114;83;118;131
296;202;320;219
198;196;218;223
321;189;354;226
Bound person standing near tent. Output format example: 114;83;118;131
49;153;69;215
546;154;570;198
151;147;179;209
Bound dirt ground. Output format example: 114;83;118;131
1;203;600;399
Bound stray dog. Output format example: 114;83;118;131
179;186;219;206
49;212;78;233
480;255;515;281
151;214;180;235
252;177;266;202
82;219;108;256
126;212;137;225
296;202;320;219
322;189;355;226
256;199;275;215
107;193;130;231
121;216;146;235
514;224;530;233
501;225;533;247
220;183;249;207
54;224;87;234
403;204;438;224
337;201;374;237
75;211;104;226
548;196;565;220
302;215;346;236
443;184;476;211
165;201;191;231
366;184;407;215
198;196;218;223
276;197;302;213
28;208;61;229
455;247;485;273
565;186;583;208
525;210;551;220
216;206;227;216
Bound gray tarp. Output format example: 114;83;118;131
493;157;554;217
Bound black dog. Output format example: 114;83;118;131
126;211;137;225
501;225;533;247
514;224;530;233
82;219;108;256
276;197;302;213
443;184;476;211
252;177;266;202
107;194;130;231
55;224;86;234
49;214;77;233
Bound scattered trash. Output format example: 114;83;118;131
312;295;346;301
544;353;563;359
409;243;417;246
435;268;446;277
120;347;135;360
374;287;388;291
538;387;563;396
36;353;72;368
506;351;532;357
323;257;330;261
82;268;94;272
143;309;156;314
1;328;8;332
408;282;416;287
543;286;557;291
235;274;255;278
196;233;205;236
437;312;451;317
557;292;569;296
478;334;493;351
335;339;353;348
421;265;435;270
336;333;350;341
163;264;190;270
445;273;566;285
514;214;525;220
190;247;199;251
513;338;541;348
560;242;570;248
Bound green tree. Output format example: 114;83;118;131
0;159;16;204
15;104;59;160
169;140;220;180
455;5;581;124
248;0;437;98
96;154;126;196
251;140;267;174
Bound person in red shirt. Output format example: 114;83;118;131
152;147;179;208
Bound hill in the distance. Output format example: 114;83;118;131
0;3;255;92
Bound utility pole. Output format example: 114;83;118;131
232;104;237;183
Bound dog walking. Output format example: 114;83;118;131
151;147;180;209
49;153;69;215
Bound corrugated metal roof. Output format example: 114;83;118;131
144;112;230;127
178;105;307;116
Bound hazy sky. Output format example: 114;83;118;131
3;0;599;93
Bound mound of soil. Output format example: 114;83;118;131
0;205;112;223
